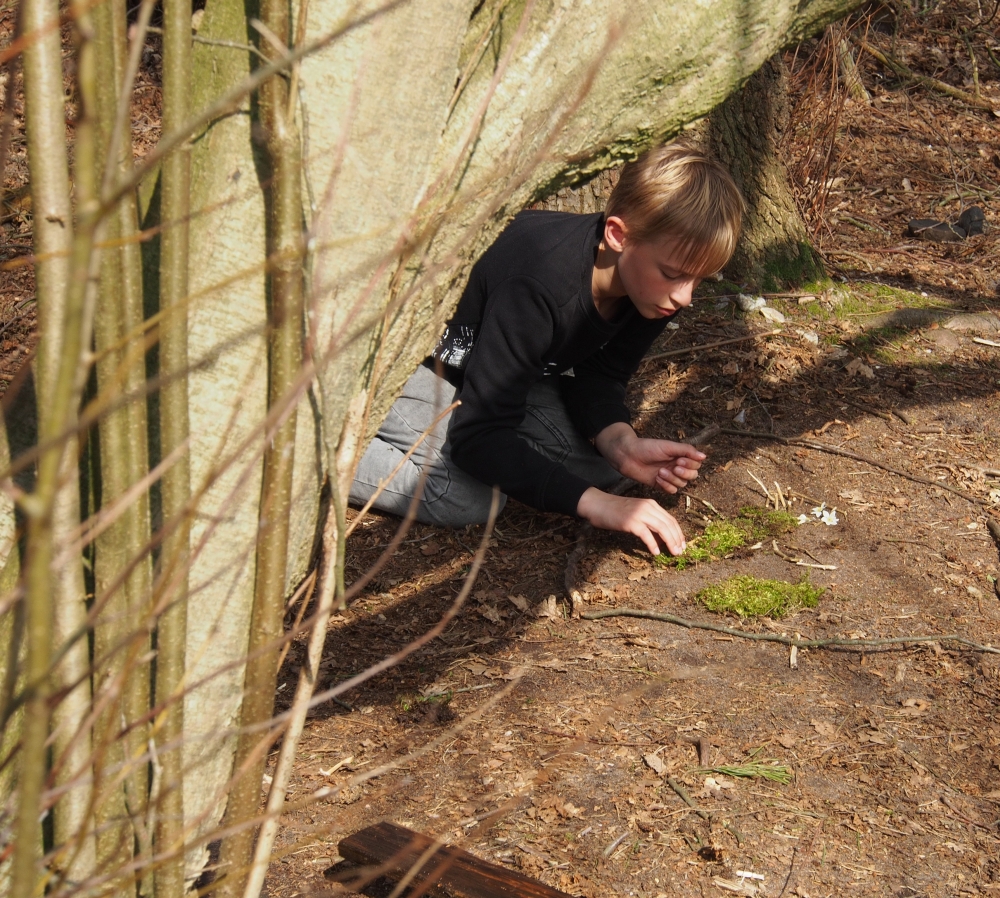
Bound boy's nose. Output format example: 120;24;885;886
669;279;696;307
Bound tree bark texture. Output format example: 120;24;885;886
707;55;824;289
176;0;326;861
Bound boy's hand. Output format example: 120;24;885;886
577;487;686;556
594;423;705;493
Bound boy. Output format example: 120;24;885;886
349;143;744;557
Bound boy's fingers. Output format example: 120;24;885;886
638;528;662;557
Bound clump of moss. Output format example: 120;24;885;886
735;506;798;541
654;506;798;569
697;575;824;619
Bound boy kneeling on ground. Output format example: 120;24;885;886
349;143;745;557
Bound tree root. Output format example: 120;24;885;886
580;606;1000;655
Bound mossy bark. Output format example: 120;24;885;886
707;55;825;291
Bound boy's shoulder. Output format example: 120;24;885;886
483;209;603;273
501;208;602;243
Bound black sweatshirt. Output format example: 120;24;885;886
430;210;671;516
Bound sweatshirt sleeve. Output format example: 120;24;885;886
560;312;671;438
447;277;593;517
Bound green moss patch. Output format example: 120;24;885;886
654;506;798;570
697;575;824;619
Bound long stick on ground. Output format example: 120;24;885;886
580;607;1000;655
644;329;782;363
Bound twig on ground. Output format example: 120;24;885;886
836;396;895;422
772;540;837;571
666;777;709;820
747;470;774;504
720;428;988;507
684;736;711;767
603;832;630;857
986;519;1000;552
580;607;1000;655
644;330;782;363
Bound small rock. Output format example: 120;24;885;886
943;312;1000;333
737;294;766;312
925;328;960;352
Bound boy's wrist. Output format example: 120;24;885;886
593;422;636;468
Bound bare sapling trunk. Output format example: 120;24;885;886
90;0;154;885
12;0;98;890
215;0;305;887
154;0;192;892
0;402;22;897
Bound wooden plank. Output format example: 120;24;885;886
338;821;578;898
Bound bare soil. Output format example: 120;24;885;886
3;3;1000;897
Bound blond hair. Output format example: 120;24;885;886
605;142;745;275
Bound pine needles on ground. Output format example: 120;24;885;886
700;760;793;784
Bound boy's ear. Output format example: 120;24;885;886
604;215;628;253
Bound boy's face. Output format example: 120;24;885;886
604;217;705;320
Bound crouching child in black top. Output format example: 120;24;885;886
349;142;745;557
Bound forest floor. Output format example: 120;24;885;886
3;2;1000;898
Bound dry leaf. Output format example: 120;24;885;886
857;729;891;745
845;357;875;379
536;596;561;618
899;697;930;716
776;732;798;749
507;593;529;612
627;569;652;582
420;541;441;556
811;719;838;738
723;361;740;375
643;753;665;775
536;659;569;672
478;604;503;623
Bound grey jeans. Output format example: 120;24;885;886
349;364;624;526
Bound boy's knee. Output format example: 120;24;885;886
421;488;506;528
